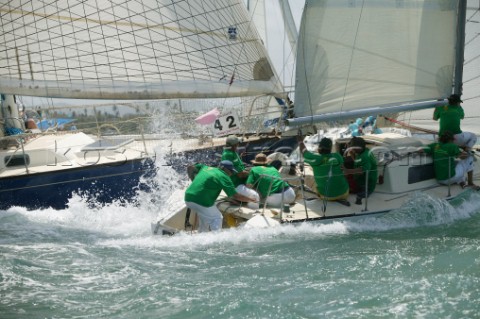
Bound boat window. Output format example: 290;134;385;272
82;137;134;151
408;164;435;184
4;154;30;167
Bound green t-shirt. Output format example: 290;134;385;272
433;104;464;135
425;142;460;181
303;151;349;198
353;150;378;193
246;165;288;198
221;148;246;187
185;166;237;207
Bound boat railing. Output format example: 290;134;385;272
253;168;375;217
254;173;310;221
0;120;154;175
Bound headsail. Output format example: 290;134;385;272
0;0;283;100
290;0;460;125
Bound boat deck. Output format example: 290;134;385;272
217;180;474;226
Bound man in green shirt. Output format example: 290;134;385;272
433;94;477;152
187;163;206;181
422;131;476;188
298;137;350;206
246;153;295;207
184;160;258;232
344;137;377;205
221;135;259;203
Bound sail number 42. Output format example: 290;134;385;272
213;113;241;136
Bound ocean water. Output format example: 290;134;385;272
1;162;480;319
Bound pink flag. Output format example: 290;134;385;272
195;108;220;125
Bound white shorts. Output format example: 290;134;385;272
236;184;260;202
265;187;296;207
438;156;474;185
454;132;477;149
185;201;223;232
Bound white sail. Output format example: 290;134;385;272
247;0;268;45
292;0;459;124
399;1;480;134
0;0;283;100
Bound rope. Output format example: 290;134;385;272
383;116;438;135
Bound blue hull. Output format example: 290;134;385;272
0;136;297;210
0;159;156;210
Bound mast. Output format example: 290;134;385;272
454;0;468;95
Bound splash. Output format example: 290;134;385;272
341;191;480;233
0;145;190;238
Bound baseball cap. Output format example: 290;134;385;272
448;94;463;103
319;137;333;150
219;160;238;173
226;135;240;146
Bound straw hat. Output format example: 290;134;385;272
251;153;270;165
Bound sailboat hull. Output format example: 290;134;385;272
0;158;155;210
152;132;480;235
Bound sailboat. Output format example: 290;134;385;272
0;0;294;210
153;0;480;234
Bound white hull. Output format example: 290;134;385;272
152;132;480;235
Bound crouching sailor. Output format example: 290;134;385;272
184;160;258;232
246;153;296;207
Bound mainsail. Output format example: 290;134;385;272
398;0;480;135
290;0;460;126
0;0;284;100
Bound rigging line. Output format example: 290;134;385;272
299;2;314;126
217;1;267;67
219;1;266;111
466;4;480;22
464;93;480;101
464;72;480;83
176;2;197;85
342;0;366;111
196;2;262;78
96;0;115;87
0;7;246;41
83;1;99;86
464;50;480;66
6;5;258;77
400;114;480;121
60;0;74;84
198;0;218;85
